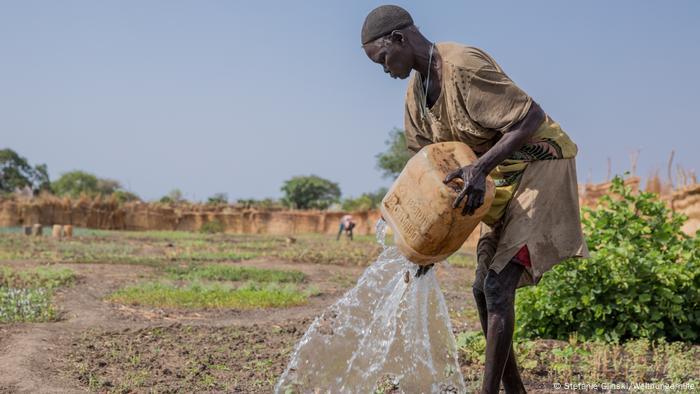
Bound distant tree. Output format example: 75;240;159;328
342;187;388;211
111;190;140;203
51;171;100;198
159;189;184;204
375;128;412;179
207;192;228;205
33;163;51;193
51;171;135;200
96;178;122;195
0;148;51;194
235;198;281;209
281;175;341;210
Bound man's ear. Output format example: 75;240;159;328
389;30;405;45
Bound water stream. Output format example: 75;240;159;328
275;220;466;393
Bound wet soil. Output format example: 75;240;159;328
0;259;482;393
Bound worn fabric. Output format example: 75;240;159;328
514;245;531;268
473;158;590;290
403;42;587;287
404;42;578;225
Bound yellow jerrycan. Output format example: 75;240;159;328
380;142;496;265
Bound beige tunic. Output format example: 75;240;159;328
403;42;589;287
476;159;590;288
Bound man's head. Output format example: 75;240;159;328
361;5;417;80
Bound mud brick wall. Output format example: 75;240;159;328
0;199;383;236
670;184;700;235
1;181;698;238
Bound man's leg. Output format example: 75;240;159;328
473;284;527;394
336;223;344;241
480;260;525;394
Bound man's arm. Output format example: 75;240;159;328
444;101;545;215
474;101;544;175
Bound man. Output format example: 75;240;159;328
337;214;356;241
361;5;589;394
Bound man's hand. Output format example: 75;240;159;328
415;263;434;278
443;164;488;216
440;102;545;217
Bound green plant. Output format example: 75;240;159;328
0;266;75;322
280;175;340;210
108;281;311;309
200;219;225;234
516;175;700;343
0;266;75;289
166;264;305;283
456;330;486;365
0;287;57;322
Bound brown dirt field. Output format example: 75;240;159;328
0;262;157;393
0;258;481;393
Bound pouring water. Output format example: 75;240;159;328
276;143;492;393
275;219;466;393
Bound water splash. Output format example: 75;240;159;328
275;219;466;393
375;217;387;248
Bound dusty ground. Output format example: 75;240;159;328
2;232;697;394
0;256;481;393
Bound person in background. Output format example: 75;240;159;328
337;214;356;241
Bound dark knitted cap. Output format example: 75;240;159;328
361;5;414;45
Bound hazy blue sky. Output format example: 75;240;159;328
2;1;698;201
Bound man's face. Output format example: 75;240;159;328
363;34;413;80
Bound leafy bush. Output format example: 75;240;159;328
281;175;340;210
516;176;700;343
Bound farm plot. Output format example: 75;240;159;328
0;230;697;393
